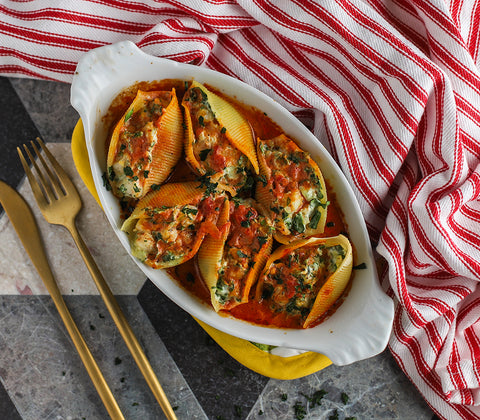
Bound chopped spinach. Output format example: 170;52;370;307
309;209;322;229
292;213;305;233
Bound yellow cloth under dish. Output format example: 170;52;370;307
71;119;332;379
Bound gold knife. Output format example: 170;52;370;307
0;180;124;420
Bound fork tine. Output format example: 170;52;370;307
30;139;65;198
20;142;57;203
36;138;78;195
17;146;50;207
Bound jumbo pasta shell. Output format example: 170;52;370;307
182;81;259;195
132;181;204;210
121;181;228;269
183;103;201;174
196;199;231;312
256;234;352;328
107;89;183;199
205;86;259;175
256;134;328;244
198;198;273;312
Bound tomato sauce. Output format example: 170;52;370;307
104;79;351;330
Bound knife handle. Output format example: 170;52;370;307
37;266;125;419
65;222;177;420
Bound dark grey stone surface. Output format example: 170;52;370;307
0;78;41;189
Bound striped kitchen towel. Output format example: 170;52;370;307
1;1;480;418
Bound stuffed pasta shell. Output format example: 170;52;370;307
107;89;183;199
182;81;259;195
256;234;352;328
256;134;329;244
121;181;228;269
198;197;273;312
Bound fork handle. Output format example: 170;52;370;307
65;222;177;420
44;277;125;420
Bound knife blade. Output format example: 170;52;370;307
0;180;124;419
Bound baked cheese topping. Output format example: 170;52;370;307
213;200;271;306
129;195;225;268
183;86;253;191
109;91;173;198
260;244;346;319
259;137;328;236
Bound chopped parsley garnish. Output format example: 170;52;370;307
198;115;205;127
102;172;112;191
151;183;161;191
293;402;307;420
123;166;134;177
152;231;163;242
270;206;281;214
108;166;115;181
201;91;209;103
301;389;327;408
220;127;226;134
310;172;320;185
240;220;250;228
258;236;268;246
289;153;302;164
162;252;176;262
181;207;198;215
237;250;248;258
257;174;268;186
197;172;218;196
199;148;211;161
238;173;255;194
353;262;367;270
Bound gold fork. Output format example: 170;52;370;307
18;138;177;420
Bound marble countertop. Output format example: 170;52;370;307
0;76;436;420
